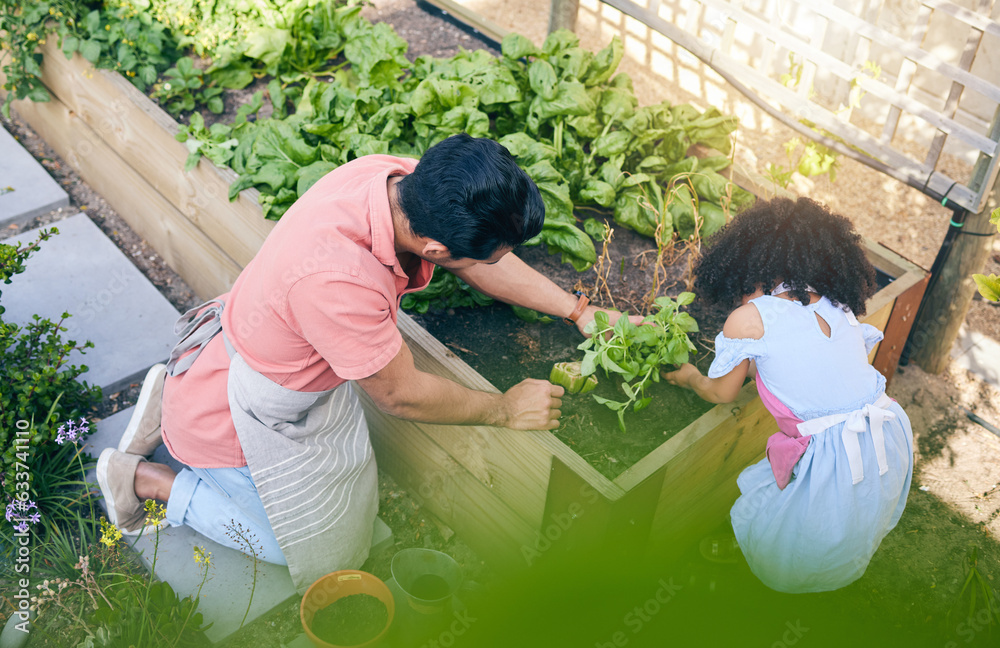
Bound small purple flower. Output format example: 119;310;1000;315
28;512;40;524
14;521;28;533
55;418;86;445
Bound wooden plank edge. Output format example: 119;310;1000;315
7;93;241;300
399;313;627;502
873;273;930;383
360;394;535;568
36;42;272;267
614;380;760;490
864;261;927;319
417;0;508;44
642;402;774;563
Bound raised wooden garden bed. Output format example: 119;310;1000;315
3;42;929;569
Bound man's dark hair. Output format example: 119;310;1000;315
694;196;878;315
398;134;545;260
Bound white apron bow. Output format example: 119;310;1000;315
796;393;895;485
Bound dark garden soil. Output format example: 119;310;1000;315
309;593;389;646
412;216;727;480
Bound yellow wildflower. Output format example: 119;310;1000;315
143;499;166;526
193;546;212;566
105;24;110;30
49;7;55;14
26;32;37;41
99;518;122;548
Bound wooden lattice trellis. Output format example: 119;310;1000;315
597;0;1000;213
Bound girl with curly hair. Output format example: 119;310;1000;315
664;197;913;593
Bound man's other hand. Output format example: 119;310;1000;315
498;379;564;430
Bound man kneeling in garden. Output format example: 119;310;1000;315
96;134;623;591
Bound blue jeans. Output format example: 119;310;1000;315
165;465;287;565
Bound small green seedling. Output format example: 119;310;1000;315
577;292;698;432
549;361;598;394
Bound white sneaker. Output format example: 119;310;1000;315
118;363;166;457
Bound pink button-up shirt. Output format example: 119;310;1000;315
162;156;433;468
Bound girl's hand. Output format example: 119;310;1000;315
577;305;645;338
662;363;702;390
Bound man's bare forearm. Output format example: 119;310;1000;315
455;254;579;319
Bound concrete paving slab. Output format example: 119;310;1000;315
952;334;1000;389
1;213;179;394
87;407;394;644
0;126;69;227
87;408;296;643
951;325;986;358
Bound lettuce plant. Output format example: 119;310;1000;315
577;293;698;431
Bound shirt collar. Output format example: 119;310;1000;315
369;167;409;276
368;162;433;288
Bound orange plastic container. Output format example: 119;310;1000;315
300;570;395;648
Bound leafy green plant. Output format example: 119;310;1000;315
0;229;101;501
948;545;999;634
182;26;750;252
213;0;360;85
150;56;223;116
399;267;493;314
1;0;180;117
0;0;85;117
136;0;292;56
764;137;839;190
88;503;211;648
577;293;698;431
763;56;882;192
30;511;212;648
61;0;178;91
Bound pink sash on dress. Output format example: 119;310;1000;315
756;378;810;490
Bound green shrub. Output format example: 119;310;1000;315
0;228;101;501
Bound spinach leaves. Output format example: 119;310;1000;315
577;293;698;432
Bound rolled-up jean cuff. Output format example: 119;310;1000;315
165;468;200;527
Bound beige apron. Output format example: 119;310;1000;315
166;300;378;592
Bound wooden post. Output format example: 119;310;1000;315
548;0;579;33
908;173;1000;374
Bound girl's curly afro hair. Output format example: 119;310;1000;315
694;197;878;315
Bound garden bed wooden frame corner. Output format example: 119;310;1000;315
3;45;929;571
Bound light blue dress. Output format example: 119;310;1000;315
709;295;914;593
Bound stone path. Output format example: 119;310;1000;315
0;123;392;644
2;213;180;394
0;126;68;227
952;324;1000;391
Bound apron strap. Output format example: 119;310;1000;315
796;393;895;485
165;299;226;377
